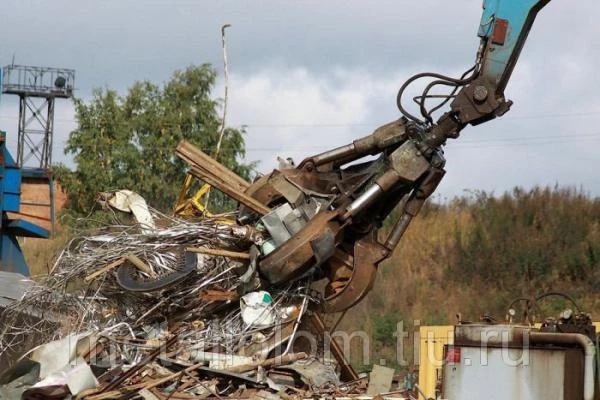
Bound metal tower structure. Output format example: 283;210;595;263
1;65;74;169
1;65;75;235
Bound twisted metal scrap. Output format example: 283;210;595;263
1;210;320;399
0;210;247;357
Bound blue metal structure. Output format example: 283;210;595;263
0;69;49;275
478;0;551;93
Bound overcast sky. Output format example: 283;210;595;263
1;0;598;199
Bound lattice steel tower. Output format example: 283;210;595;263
1;65;75;168
1;65;75;234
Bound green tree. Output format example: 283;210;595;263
55;64;252;214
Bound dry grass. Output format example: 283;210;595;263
20;230;71;278
340;187;600;369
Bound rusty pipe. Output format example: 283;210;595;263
529;332;595;400
384;168;444;251
343;184;383;220
384;213;412;251
480;330;596;400
303;137;378;167
306;143;357;166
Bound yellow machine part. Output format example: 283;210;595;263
173;173;235;225
418;325;454;400
174;174;214;217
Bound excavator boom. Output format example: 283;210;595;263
184;1;557;314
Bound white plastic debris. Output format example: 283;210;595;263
32;357;99;396
100;190;156;233
240;291;275;327
188;351;252;369
27;331;96;379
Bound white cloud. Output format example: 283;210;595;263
228;67;398;169
227;59;600;198
1;0;597;199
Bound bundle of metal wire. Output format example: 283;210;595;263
0;210;252;358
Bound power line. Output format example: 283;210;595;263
0;110;599;128
47;132;600;153
241;111;600;128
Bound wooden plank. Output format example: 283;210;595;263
187;167;270;215
177;141;250;191
84;258;125;282
186;247;250;259
225;352;308;374
200;289;239;302
176;141;271;215
124;254;156;277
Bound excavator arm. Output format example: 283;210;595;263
479;0;551;95
428;0;552;131
242;0;555;313
176;1;555;314
404;0;553;134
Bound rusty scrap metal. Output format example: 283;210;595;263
0;205;324;398
309;313;358;382
100;335;179;393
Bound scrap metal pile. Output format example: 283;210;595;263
0;137;416;398
0;206;369;399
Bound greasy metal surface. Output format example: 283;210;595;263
450;79;503;125
298;119;406;169
384;214;412;252
259;210;341;284
384;168;445;250
442;346;572;400
344;184;383;218
388;140;430;182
